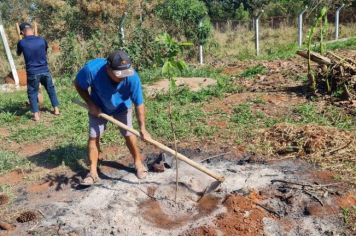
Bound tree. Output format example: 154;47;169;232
155;33;191;202
155;0;211;44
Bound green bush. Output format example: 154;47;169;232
235;3;250;21
123;26;160;70
59;32;86;75
155;0;211;44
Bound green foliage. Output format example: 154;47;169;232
155;0;211;44
0;151;31;174
198;17;212;45
290;103;354;129
123;26;160;70
240;65;267;78
231;103;255;125
231;103;277;127
342;206;356;226
59;32;86;75
320;37;356;51
203;0;252;20
235;3;250;21
155;33;192;77
262;43;299;60
145;102;215;140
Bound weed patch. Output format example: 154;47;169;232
313;37;356;51
289;103;354;129
231;103;277;128
0;151;31;175
240;65;267;78
342;206;356;232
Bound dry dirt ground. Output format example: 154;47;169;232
0;52;355;235
144;77;217;97
0;148;354;236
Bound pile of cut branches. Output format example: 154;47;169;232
257;123;356;183
297;50;356;100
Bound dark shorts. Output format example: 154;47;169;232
89;109;133;138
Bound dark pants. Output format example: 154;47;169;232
27;72;59;113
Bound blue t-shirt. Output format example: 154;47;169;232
17;35;49;76
75;58;144;115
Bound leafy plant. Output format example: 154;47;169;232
123;26;160;70
198;17;212;45
60;32;85;75
156;33;192;76
155;0;211;45
155;33;191;201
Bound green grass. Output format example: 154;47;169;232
288;103;354;129
240;65;268;78
231;103;277;128
139;65;224;84
229;101;354;146
0;150;31;175
230;103;278;145
248;96;266;104
0;60;355;176
342;206;356;228
312;37;356;51
261;43;299;60
0;66;243;173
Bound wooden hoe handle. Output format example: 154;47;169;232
73;99;225;182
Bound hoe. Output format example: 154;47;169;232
73;99;225;195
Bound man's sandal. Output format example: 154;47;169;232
80;173;100;186
136;166;148;179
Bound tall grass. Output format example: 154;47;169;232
208;23;356;62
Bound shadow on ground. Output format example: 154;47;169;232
0;99;54;119
252;84;309;97
28;144;88;190
28;144;87;171
0;100;31;117
27;145;157;190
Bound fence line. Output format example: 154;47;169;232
204;7;356;61
212;9;356;33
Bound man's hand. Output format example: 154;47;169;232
88;103;101;117
140;128;151;141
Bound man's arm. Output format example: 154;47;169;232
135;104;151;141
74;81;101;117
16;41;22;56
44;39;48;52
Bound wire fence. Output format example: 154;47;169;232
212;14;356;33
204;8;356;63
212;6;356;30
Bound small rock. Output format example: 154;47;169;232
152;163;165;173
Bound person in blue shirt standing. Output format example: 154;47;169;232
17;22;60;121
75;50;151;185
